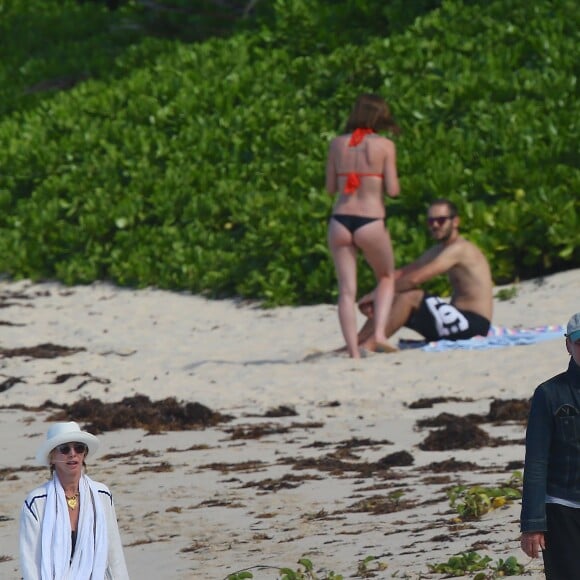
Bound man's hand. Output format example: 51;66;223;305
520;531;546;558
358;292;375;318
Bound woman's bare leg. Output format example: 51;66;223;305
355;222;397;352
328;220;360;358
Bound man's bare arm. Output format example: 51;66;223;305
395;244;460;292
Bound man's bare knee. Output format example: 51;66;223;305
394;289;424;308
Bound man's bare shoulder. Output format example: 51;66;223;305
423;237;491;280
421;238;465;263
443;236;488;262
446;236;493;287
460;237;490;263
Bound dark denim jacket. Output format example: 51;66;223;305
520;359;580;532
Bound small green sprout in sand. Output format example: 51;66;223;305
429;551;526;578
447;473;522;520
491;556;526;576
494;286;518;301
226;557;344;579
225;555;390;579
357;555;388;577
228;573;254;580
279;558;343;579
429;551;492;575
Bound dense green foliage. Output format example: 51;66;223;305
0;0;578;305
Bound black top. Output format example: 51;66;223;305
71;530;77;560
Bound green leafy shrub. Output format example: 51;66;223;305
0;0;578;305
0;0;154;118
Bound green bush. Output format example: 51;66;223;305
0;0;154;118
0;0;578;305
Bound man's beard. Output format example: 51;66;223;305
432;226;453;242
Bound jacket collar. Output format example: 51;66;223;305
567;358;580;384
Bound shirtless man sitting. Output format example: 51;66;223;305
357;198;493;351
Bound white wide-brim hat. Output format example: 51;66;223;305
36;421;100;467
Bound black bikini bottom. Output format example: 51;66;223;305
331;214;381;234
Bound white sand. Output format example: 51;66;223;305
1;268;577;579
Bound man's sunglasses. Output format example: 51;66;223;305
427;216;454;226
55;443;88;455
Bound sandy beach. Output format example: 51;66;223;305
1;268;578;579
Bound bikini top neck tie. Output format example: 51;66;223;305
348;127;374;147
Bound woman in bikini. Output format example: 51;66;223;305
326;94;400;358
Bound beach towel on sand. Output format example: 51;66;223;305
399;325;566;352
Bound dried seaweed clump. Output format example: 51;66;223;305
0;343;85;359
419;418;491;451
49;394;233;433
377;450;414;468
487;398;530;422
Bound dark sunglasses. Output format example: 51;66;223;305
427;215;454;226
55;443;88;455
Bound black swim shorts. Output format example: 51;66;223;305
406;295;491;342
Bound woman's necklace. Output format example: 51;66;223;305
66;492;79;510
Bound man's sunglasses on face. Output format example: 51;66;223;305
427;216;454;226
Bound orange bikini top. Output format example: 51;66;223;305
338;128;384;194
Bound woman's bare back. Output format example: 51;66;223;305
326;133;399;217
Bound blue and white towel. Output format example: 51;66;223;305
399;325;566;352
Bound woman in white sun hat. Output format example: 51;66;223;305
19;421;129;579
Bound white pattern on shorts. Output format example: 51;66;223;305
425;296;469;337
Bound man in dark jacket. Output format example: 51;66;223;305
520;312;580;579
